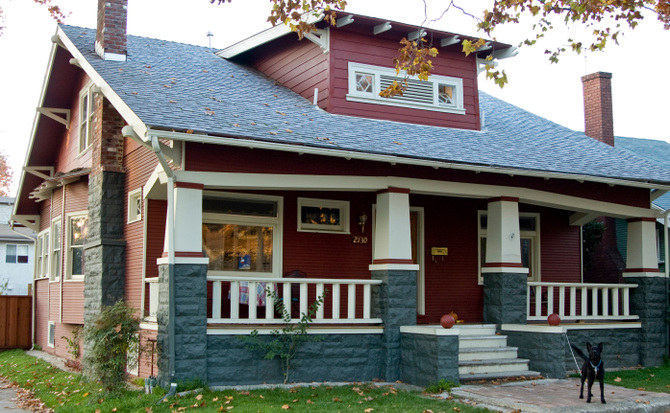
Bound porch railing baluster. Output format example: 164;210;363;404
212;281;222;319
332;284;341;319
316;283;325;320
527;282;638;322
348;284;356;319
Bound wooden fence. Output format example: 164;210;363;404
0;295;32;349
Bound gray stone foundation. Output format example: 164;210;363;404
483;272;527;326
206;333;383;385
400;332;459;386
371;269;417;382
627;276;669;366
157;263;208;387
503;325;641;379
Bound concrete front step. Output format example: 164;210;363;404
459;346;519;361
459;335;508;349
459;358;532;375
459;370;543;382
451;324;497;336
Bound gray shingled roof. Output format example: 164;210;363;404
616;136;670;210
61;25;670;185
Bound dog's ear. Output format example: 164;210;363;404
586;342;592;351
597;342;603;352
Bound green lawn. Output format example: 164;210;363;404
605;363;670;394
0;350;489;413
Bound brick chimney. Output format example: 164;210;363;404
581;72;614;146
95;0;128;61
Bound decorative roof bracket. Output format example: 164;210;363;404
304;28;330;53
36;107;70;128
24;166;54;180
373;22;392;35
336;15;354;27
476;57;498;75
440;36;460;47
408;29;427;41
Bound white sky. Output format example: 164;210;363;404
0;0;668;197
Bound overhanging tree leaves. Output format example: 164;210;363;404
0;0;66;36
0;151;13;197
479;0;670;64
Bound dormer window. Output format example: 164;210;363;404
347;62;465;114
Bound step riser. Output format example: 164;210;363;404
453;327;497;336
459;338;507;348
459;362;530;375
459;350;518;361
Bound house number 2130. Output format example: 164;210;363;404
353;236;368;244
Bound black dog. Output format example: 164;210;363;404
571;342;606;404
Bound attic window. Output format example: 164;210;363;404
346;62;465;114
78;82;96;154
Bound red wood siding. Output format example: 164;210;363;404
62;283;84;324
57;73;93;174
34;279;49;350
246;37;329;108
146;199;166;279
537;207;582;282
185;143;649;208
136;328;158;378
327;28;480;130
123;143;160;311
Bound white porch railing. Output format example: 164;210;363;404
207;276;383;325
527;282;639;322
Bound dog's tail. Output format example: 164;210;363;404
571;344;588;362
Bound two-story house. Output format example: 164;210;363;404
12;0;670;386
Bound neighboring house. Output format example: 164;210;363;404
12;0;670;386
615;136;670;274
0;197;35;295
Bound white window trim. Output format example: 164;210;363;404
478;211;541;285
64;211;88;281
35;229;50;280
297;197;350;234
50;218;62;283
128;188;142;224
346;61;466;115
78;82;95;154
47;321;55;348
203;191;283;279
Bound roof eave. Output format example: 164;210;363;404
146;128;670;192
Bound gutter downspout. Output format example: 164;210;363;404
150;134;177;381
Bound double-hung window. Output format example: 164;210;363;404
128;188;142;223
65;213;88;280
79;83;95;153
5;244;29;264
202;193;282;277
36;230;50;279
478;212;540;284
51;220;62;282
347;62;465;114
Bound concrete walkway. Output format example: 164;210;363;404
451;378;670;412
0;378;36;412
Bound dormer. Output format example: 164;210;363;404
219;13;515;130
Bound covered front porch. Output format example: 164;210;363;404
142;164;667;386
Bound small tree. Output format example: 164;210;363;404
83;300;140;393
240;289;326;384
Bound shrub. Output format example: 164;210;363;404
240;288;326;384
83;300;140;393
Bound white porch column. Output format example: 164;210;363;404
483;197;526;273
161;182;206;262
369;187;417;270
623;217;660;277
